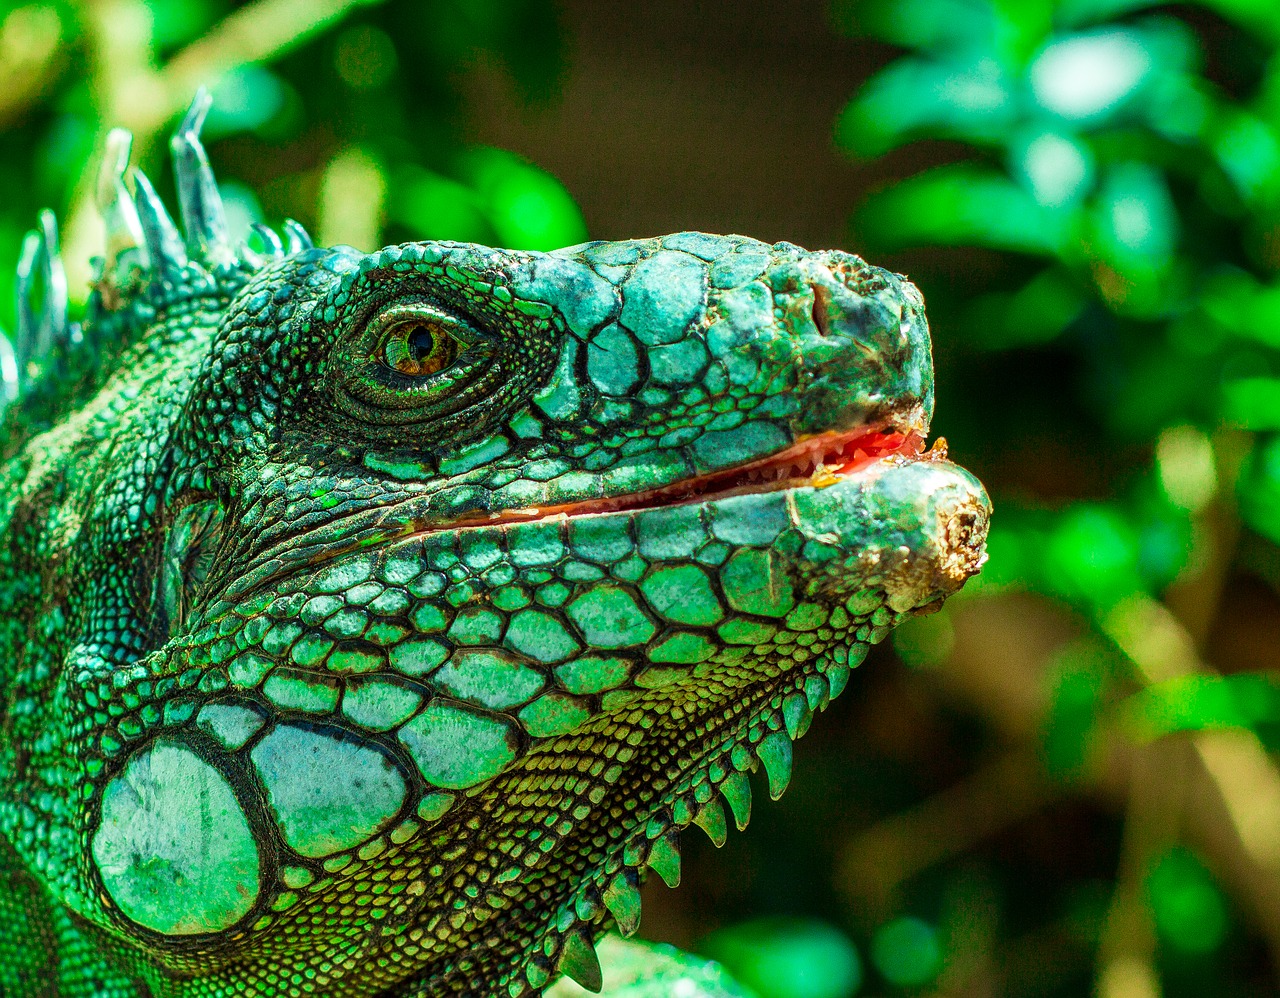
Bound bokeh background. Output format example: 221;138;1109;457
4;0;1280;995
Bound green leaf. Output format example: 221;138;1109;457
458;148;587;251
1149;848;1230;954
1212;110;1280;203
836;58;1015;158
856;163;1071;254
1090;162;1178;270
1238;435;1280;543
700;918;862;998
1222;377;1280;430
1042;504;1143;608
870;917;941;989
832;0;1001;50
388;166;491;244
1043;641;1112;778
146;0;217;50
963;266;1086;349
1121;673;1280;741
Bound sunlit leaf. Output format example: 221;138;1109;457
206;66;288;137
1012;130;1094;207
836;57;1015;157
1030;28;1153;121
857;163;1070;254
459;148;587;251
1090;162;1177;269
317;147;386;251
700;917;863;998
870;917;941;989
1121;673;1280;740
216;180;263;247
1149;848;1229;954
1155;425;1217;512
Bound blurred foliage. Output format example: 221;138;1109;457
701;917;864;998
0;0;585;312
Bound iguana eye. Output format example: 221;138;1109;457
330;295;510;426
382;319;460;376
377;310;465;377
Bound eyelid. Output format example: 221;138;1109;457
328;297;501;423
368;304;476;349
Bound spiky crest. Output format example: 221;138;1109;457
0;87;314;431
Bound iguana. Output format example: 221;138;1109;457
0;91;990;998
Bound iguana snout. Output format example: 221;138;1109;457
794;249;934;438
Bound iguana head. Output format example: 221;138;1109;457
0;94;989;996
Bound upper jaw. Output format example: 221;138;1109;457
391;407;938;537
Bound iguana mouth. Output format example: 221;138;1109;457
452;424;942;532
216;423;949;612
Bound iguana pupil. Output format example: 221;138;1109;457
406;326;435;360
389;321;454;376
0;92;991;998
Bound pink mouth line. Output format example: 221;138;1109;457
433;425;945;534
228;426;947;602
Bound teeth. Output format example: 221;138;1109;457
646;833;681;888
556;927;603;993
719;770;752;830
602;870;642;937
694;800;728;847
756;731;793;801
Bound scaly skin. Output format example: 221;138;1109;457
0;95;990;997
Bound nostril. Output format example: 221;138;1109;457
810;283;833;338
